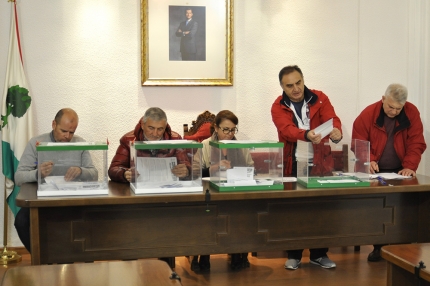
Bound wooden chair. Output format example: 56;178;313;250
183;110;215;142
183;111;215;268
332;144;349;173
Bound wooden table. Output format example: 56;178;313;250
16;175;430;265
381;243;430;286
1;260;182;286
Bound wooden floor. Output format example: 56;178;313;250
1;245;386;285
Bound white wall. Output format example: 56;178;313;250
0;0;429;247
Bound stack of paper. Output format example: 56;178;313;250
370;173;411;179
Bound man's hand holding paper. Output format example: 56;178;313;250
306;131;322;144
64;166;82;181
171;164;189;178
311;118;341;143
329;127;342;141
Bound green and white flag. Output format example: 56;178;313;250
1;2;33;216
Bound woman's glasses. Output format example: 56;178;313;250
219;127;238;135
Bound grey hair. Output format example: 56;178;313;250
385;83;408;104
142;107;167;123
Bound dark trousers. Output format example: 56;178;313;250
14;207;31;253
287;248;329;260
181;52;196;61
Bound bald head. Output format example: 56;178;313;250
52;108;79;142
54;108;79;124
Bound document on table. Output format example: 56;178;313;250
314;118;333;138
222;167;257;186
370;173;411;179
317;179;360;183
136;157;178;182
226;167;255;184
44;176;103;190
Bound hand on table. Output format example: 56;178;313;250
398;168;415;177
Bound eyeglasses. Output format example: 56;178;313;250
219;126;238;135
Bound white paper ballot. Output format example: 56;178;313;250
44;176;104;190
256;179;275;185
223;180;257;186
314;118;333;138
370;173;411;179
317;179;360;183
226;167;254;183
136;157;178;182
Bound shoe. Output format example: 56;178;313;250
367;247;382;262
284;259;301;270
231;254;242;270
240;253;250;268
190;256;200;271
198;255;211;271
310;256;336;269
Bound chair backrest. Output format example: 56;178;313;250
183;110;215;142
332;144;349;172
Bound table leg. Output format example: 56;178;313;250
30;207;40;265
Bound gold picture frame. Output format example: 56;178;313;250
141;0;233;86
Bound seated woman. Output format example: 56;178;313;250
192;110;254;271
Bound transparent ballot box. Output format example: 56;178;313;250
209;140;284;192
296;139;370;188
37;142;108;196
130;140;203;194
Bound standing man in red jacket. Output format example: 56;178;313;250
271;65;342;270
352;83;426;261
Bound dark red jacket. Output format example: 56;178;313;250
108;119;188;182
352;100;426;172
271;87;342;176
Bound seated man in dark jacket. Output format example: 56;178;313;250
109;107;189;183
109;107;188;267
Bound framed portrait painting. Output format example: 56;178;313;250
141;0;233;86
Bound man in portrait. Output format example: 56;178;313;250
175;8;198;61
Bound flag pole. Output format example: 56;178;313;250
1;179;21;264
1;0;22;265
